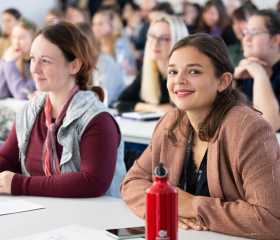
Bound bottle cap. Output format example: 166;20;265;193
154;162;168;178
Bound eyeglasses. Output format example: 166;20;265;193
242;29;270;38
147;33;171;45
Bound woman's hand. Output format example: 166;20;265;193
234;57;268;79
178;216;208;231
0;171;15;194
176;188;208;231
176;187;195;219
3;46;21;62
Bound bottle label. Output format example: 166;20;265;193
156;230;169;240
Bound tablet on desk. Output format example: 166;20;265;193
121;112;165;121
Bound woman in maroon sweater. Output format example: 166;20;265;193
0;21;125;198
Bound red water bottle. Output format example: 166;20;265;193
146;162;178;240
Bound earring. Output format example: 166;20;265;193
218;90;222;93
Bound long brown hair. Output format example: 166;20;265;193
1;8;21;38
36;21;98;89
198;0;230;33
167;33;258;145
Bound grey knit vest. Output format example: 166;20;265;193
16;91;126;198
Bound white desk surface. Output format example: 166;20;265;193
0;195;252;240
115;117;157;145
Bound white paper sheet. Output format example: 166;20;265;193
13;224;145;240
0;199;44;216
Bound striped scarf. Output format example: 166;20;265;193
42;85;79;176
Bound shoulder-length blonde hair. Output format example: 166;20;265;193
140;15;189;104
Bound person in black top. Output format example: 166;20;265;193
235;9;280;131
115;15;189;113
181;2;201;35
228;1;257;67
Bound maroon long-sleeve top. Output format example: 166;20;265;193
0;110;120;197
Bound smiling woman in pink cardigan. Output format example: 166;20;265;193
120;33;280;239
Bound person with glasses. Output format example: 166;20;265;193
228;1;257;67
115;15;188;113
235;9;280;132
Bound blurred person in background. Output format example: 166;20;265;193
0;9;21;58
198;0;237;46
115;15;188;113
226;0;246;17
182;2;201;34
45;8;65;25
75;22;125;107
132;2;176;70
122;1;140;27
66;5;91;24
235;9;280;131
92;8;136;78
148;2;174;22
99;0;121;14
140;0;157;23
228;1;257;67
277;1;280;12
0;18;37;99
122;2;144;69
136;0;158;47
122;2;143;48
